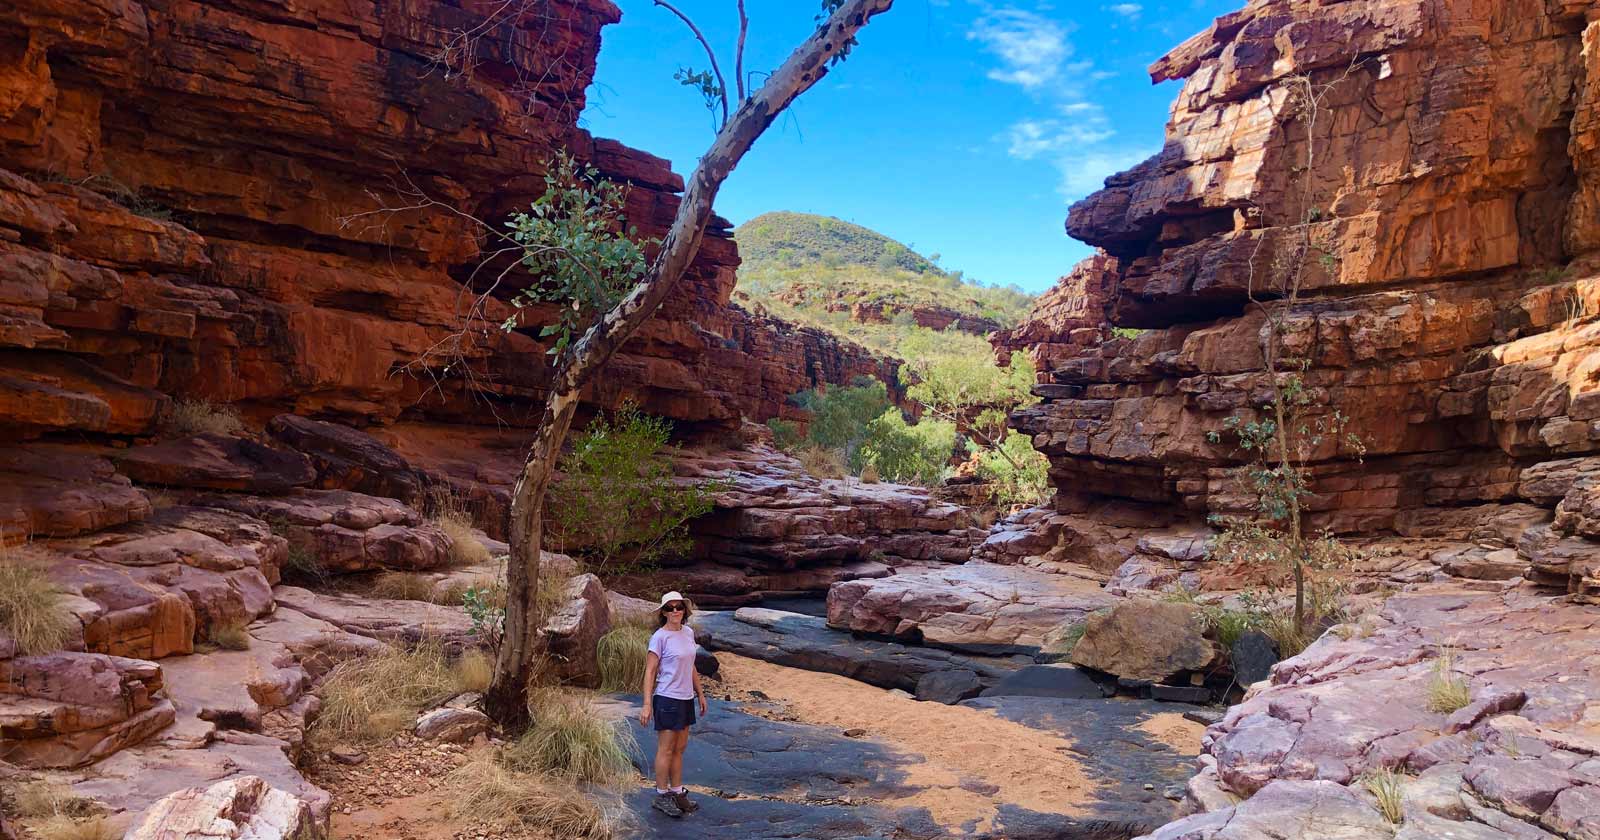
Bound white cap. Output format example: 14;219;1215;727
659;591;686;608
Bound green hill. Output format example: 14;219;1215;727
732;212;1033;361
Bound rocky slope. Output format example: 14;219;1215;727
0;0;896;453
987;0;1600;837
1002;0;1600;606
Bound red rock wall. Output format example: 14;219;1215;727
0;0;894;444
1009;0;1600;596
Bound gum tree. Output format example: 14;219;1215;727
482;0;896;727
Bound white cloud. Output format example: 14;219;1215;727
967;9;1069;90
972;3;1153;205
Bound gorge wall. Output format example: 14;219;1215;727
0;0;898;459
998;0;1600;602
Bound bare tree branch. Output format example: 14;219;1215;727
736;0;749;102
654;0;731;126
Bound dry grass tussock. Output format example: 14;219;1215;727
310;640;483;744
455;649;494;693
29;815;121;840
207;617;252;651
502;688;635;784
446;755;618;839
596;613;655;693
0;556;76;655
796;445;846;480
165;398;244;437
1426;650;1472;714
1362;766;1409;825
13;781;100;819
427;487;492;568
369;572;472;606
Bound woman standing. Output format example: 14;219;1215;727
639;591;707;818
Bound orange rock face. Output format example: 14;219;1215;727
1007;0;1600;600
0;0;893;457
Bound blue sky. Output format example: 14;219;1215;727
582;0;1238;294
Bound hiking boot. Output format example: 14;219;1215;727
651;792;684;818
673;790;699;813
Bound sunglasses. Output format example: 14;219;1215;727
662;603;686;613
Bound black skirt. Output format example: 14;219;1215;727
652;695;696;732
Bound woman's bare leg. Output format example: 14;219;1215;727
653;729;676;791
669;729;689;789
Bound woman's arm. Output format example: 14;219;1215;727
640;651;660;724
691;654;707;715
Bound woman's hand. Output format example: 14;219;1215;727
697;694;708;717
639;702;652;726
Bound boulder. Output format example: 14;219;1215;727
124;775;321;840
1136;780;1394;840
207;490;451;574
541;573;613;687
0;652;175;768
914;669;983;704
1229;631;1280;688
267;414;423;503
979;664;1108;700
271;586;476;650
1070;600;1217;683
826;562;1117;654
0;446;150;541
413;707;490;743
115;435;315;494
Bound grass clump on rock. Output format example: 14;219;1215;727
30;816;121;840
0;557;75;655
1361;766;1409;824
1425;650;1472;715
502;689;635;784
207;618;252;651
164;398;244;437
446;757;616;839
310;640;475;743
595;614;655;693
12;781;116;840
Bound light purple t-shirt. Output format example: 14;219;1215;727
648;625;697;700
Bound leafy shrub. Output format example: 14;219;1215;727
1110;326;1146;340
789;378;894;469
164;398;244;437
975;432;1050;507
766;418;804;451
859;409;958;486
0;556;75;655
548;405;719;575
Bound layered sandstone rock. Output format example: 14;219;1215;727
124;775;321;840
1002;0;1600;598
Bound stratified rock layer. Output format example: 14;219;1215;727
1002;0;1600;603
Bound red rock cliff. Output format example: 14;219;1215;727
1010;0;1600;601
0;0;894;443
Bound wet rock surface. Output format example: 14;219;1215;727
695;608;1029;693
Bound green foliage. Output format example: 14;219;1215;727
673;67;725;118
504;151;653;361
737;211;941;274
975;432;1050;507
1109;326;1146;340
859;408;959;486
788;378;894;469
548;405;720;574
462;583;506;650
766;418;804;451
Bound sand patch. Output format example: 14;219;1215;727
1136;712;1205;755
716;653;1096;833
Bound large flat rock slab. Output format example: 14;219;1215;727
695;608;1027;693
272;585;477;649
827;561;1118;654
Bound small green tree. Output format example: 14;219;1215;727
860;409;959;485
548;406;720;575
975;432;1050;507
790;377;894;469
